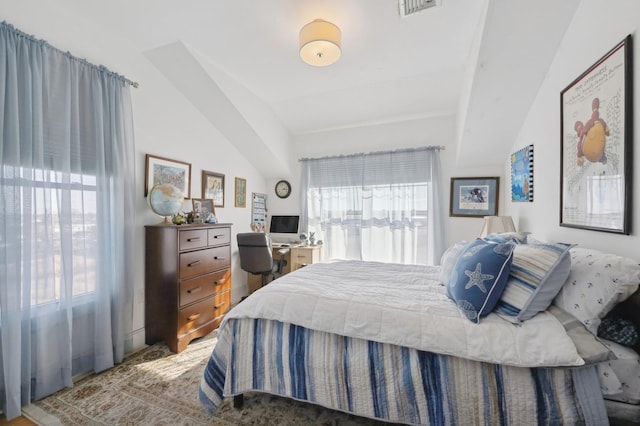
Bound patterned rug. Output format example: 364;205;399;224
22;331;389;425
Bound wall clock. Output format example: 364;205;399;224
275;180;292;199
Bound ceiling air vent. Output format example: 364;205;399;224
399;0;440;17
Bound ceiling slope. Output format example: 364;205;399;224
144;41;292;178
456;0;580;166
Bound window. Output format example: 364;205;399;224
300;147;443;265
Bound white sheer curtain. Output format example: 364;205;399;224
0;23;136;419
300;147;444;265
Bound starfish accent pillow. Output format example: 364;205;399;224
446;238;515;323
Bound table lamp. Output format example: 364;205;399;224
479;216;516;237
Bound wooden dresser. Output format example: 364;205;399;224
145;223;232;353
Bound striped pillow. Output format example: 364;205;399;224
494;242;573;322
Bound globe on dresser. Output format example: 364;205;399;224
148;183;184;224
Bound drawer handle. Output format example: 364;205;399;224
187;237;201;242
297;255;306;259
187;260;201;267
213;234;225;239
187;313;200;322
187;287;201;294
214;303;226;310
214;256;227;260
213;280;225;286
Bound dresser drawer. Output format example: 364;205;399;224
208;227;231;246
293;250;314;264
179;229;207;251
208;245;231;271
179;249;216;280
179;269;231;307
179;246;231;279
177;292;230;337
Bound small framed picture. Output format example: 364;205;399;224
235;177;246;208
144;154;191;198
511;145;534;202
450;177;500;217
202;170;225;208
192;198;215;219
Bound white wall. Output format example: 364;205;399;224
505;0;640;259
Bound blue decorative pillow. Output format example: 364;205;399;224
446;239;515;323
494;242;573;322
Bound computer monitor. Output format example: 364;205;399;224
268;215;300;243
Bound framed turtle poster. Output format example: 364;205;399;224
560;35;632;234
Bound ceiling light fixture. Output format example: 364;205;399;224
299;19;341;67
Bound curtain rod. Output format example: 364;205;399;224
1;21;139;89
298;145;444;162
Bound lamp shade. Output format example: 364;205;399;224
299;19;341;67
479;216;516;237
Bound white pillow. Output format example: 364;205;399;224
438;240;468;286
552;247;640;334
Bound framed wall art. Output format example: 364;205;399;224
511;144;534;202
234;177;247;208
202;170;225;208
560;35;632;234
144;154;191;198
192;198;215;219
450;177;499;217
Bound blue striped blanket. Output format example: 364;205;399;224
199;317;608;425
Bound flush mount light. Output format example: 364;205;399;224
299;19;341;67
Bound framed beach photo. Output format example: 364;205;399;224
145;154;192;199
560;35;632;234
450;177;499;217
202;170;225;208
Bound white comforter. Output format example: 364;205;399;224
227;260;584;368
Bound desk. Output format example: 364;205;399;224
289;245;323;271
247;244;323;294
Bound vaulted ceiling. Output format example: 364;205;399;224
44;0;580;171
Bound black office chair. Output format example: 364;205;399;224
237;233;289;288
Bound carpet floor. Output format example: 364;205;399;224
22;331;390;425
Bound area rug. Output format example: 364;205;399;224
23;331;389;425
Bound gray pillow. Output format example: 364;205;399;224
547;305;616;364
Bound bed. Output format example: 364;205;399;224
199;237;640;425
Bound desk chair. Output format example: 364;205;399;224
237;233;289;288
